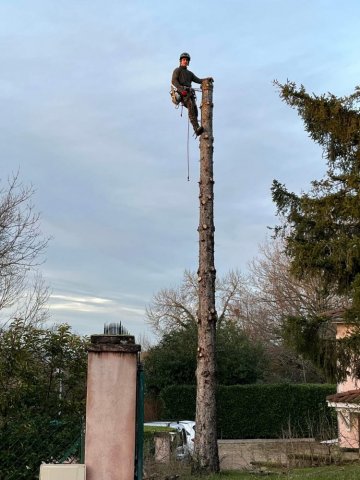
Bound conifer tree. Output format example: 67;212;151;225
272;81;360;380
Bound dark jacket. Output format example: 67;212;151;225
172;66;203;91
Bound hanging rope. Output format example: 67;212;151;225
173;87;203;182
187;116;190;181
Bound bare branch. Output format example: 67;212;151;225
146;269;249;335
0;173;50;327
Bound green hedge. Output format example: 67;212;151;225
160;384;336;439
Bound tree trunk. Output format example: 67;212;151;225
194;79;220;474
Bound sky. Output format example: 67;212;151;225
1;0;360;342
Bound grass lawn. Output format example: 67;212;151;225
181;464;360;480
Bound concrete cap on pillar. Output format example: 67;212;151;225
88;334;141;353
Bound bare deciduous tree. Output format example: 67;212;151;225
0;174;49;327
248;237;349;329
146;237;337;386
245;237;350;380
146;269;247;335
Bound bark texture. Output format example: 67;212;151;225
194;79;220;473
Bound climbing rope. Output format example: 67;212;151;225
172;86;202;181
187;116;190;181
179;103;190;181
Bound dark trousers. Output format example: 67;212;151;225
182;93;200;133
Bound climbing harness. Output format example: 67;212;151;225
170;85;201;108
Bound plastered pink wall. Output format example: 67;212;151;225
335;323;359;448
336;324;359;393
85;351;137;480
337;413;359;449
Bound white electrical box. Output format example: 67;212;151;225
39;464;86;480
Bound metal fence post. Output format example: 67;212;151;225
135;360;144;480
80;417;85;464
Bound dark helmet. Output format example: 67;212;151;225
179;52;191;62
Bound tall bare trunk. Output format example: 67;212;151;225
194;79;220;474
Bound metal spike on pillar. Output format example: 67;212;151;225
103;321;130;335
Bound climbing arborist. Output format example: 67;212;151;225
171;52;213;137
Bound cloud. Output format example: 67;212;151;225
50;294;111;311
48;290;148;338
2;0;360;340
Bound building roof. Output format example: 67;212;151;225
320;308;346;321
327;389;360;404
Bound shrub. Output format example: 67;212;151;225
160;384;336;439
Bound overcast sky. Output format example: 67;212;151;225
1;0;359;341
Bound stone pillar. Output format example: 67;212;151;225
154;433;171;463
85;334;141;480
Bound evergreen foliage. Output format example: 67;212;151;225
272;81;360;380
144;320;266;395
0;320;88;479
272;82;360;295
161;384;336;439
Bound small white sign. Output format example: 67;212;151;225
39;464;86;480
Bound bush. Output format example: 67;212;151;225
161;385;196;420
0;415;83;479
0;322;88;479
161;384;336;439
144;322;267;395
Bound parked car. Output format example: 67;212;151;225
144;420;195;460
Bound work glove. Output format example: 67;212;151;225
202;77;214;83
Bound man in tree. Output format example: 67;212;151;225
171;52;212;137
